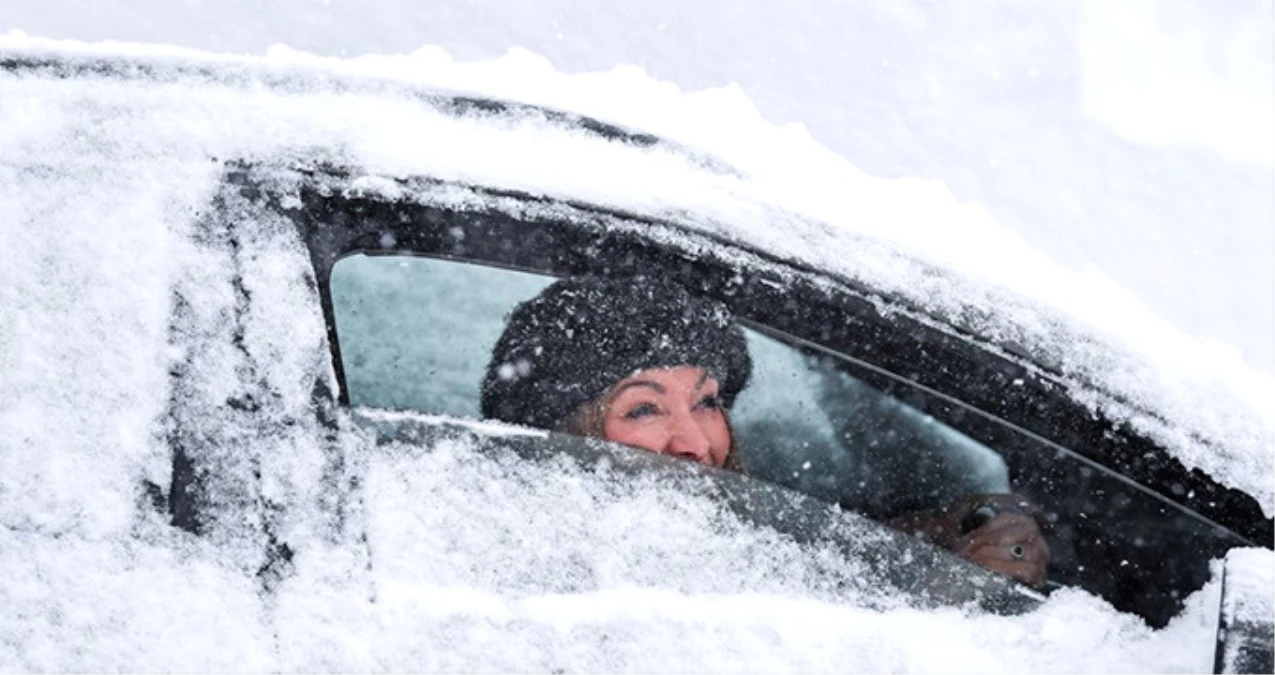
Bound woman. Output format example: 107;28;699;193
481;275;1048;587
480;275;750;471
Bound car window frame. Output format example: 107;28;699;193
325;247;1260;623
212;158;1270;624
274;159;1267;547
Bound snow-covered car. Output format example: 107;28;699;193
2;40;1271;672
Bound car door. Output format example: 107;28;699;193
164;156;1058;611
205;156;1269;629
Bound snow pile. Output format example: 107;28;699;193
1221;547;1275;627
1215;547;1275;673
0;34;1267;671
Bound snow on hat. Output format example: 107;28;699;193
481;275;752;431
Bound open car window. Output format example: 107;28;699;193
333;253;1009;519
330;250;1253;627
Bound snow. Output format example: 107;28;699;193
358;409;551;439
0;426;1230;672
1078;0;1272;167
1;0;1268;377
35;33;1258;514
1222;547;1275;627
0;8;1271;673
1215;548;1275;674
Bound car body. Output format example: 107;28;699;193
1;39;1271;672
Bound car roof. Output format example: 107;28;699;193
0;43;740;176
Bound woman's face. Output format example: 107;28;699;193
600;366;732;468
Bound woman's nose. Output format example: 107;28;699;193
665;410;712;464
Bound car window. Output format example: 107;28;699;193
332;254;553;417
732;330;1010;517
332;253;1009;518
328;250;1252;626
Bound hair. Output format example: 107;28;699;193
559;389;746;473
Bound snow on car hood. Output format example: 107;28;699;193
0;33;1266;672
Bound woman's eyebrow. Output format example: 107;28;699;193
612;380;665;396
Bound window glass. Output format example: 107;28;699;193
332;254;552;416
732;331;1009;518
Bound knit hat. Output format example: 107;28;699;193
481;276;752;431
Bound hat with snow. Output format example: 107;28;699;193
480;275;752;431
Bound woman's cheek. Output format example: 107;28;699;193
603;419;664;455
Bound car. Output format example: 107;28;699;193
2;39;1271;672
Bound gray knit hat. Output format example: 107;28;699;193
481;276;752;431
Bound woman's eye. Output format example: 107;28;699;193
624;403;660;419
696;395;723;411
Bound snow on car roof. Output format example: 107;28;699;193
1;33;1270;516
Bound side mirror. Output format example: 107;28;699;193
1214;548;1274;674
